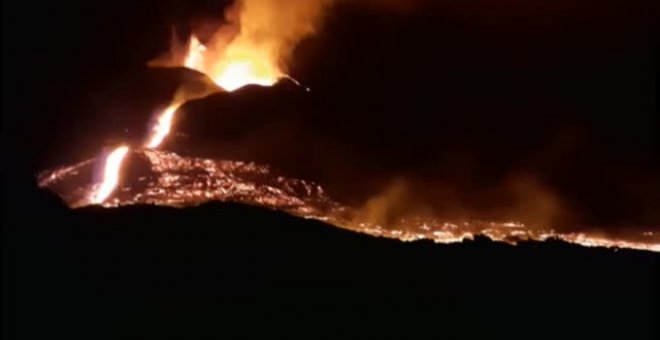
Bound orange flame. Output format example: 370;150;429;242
90;145;130;204
183;35;207;70
151;0;331;92
183;35;280;91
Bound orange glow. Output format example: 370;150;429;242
182;35;280;92
151;0;331;92
90;145;130;204
183;35;206;70
145;102;183;149
211;57;278;92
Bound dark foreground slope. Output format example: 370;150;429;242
4;187;658;339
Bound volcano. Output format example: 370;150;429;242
6;0;660;338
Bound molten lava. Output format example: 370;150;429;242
145;102;183;149
40;149;660;252
89;146;129;204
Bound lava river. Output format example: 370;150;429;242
38;149;660;252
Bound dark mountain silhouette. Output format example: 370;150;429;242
4;181;658;339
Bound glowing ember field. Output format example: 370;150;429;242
38;149;660;252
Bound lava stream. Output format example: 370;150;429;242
89;146;129;204
145;102;184;149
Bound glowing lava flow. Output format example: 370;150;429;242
88;100;181;205
87;33;283;204
86;25;283;204
89;146;129;204
145;102;184;149
40;149;660;252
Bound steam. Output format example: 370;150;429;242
356;175;569;232
360;179;412;226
